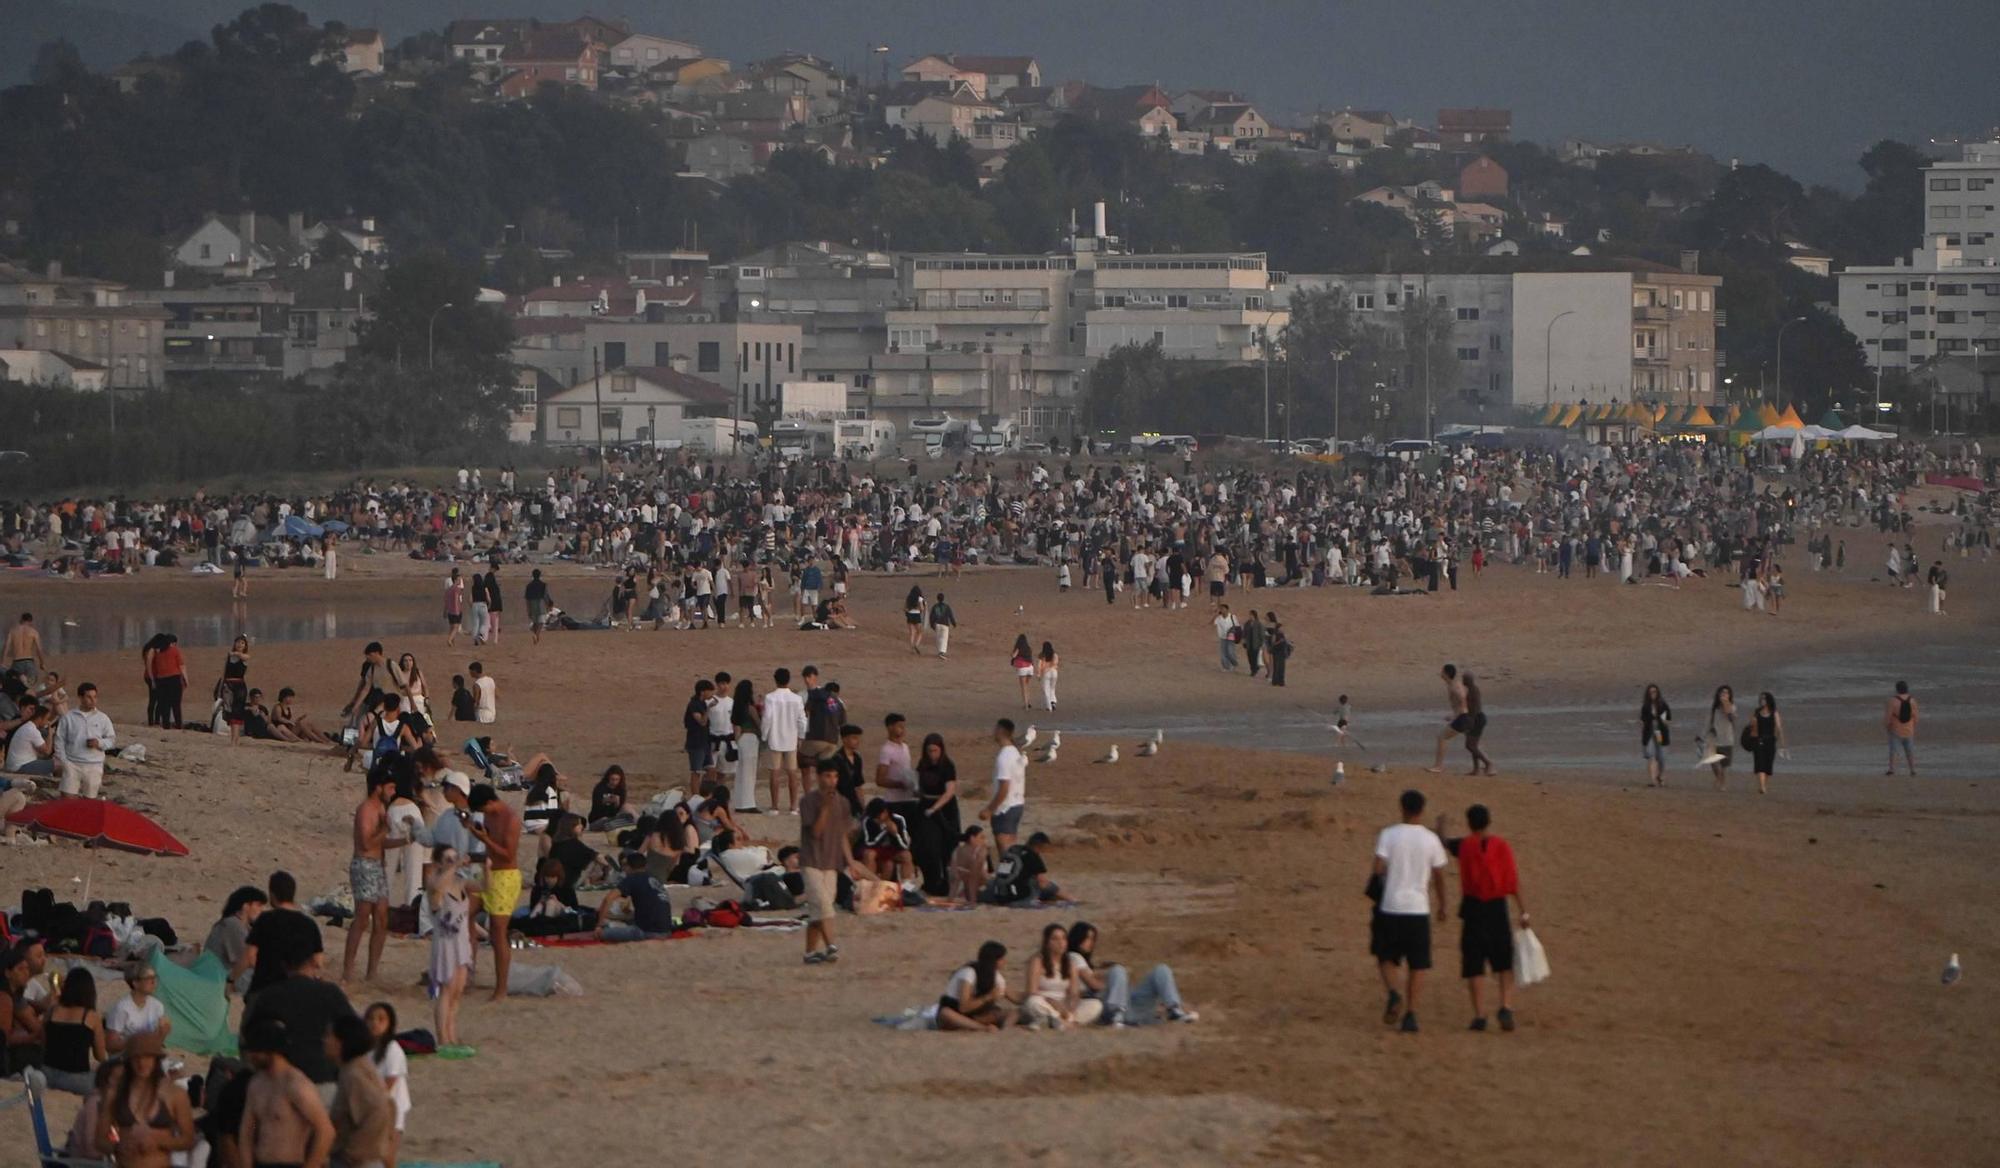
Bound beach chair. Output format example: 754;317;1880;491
7;1069;111;1167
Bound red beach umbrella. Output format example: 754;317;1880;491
5;797;190;856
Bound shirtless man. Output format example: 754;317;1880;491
468;783;522;1001
340;770;394;983
1428;663;1469;773
2;612;46;684
239;1015;335;1168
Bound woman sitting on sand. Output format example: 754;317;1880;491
271;688;335;745
1019;923;1094;1030
519;756;573;836
643;804;701;885
936;941;1012;1032
588;766;630;828
1065;922;1198;1026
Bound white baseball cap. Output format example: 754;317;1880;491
441;771;472;797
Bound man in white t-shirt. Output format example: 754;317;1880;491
979;718;1028;852
1371;789;1449;1034
1213;605;1239;672
470;662;497;723
105;964;172;1053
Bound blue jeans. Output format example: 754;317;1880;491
1219;640;1238;670
598;925;671;943
1099;963;1182;1023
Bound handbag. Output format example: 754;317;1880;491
1739;725;1756;752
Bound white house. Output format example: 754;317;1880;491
173;213;303;273
538;364;733;446
0;349;108;390
609;33;704;72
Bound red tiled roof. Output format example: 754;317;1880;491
946;54;1035;74
511;317;588;336
1438;108;1512;132
613;366;731;405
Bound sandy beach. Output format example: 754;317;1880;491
4;542;1997;1166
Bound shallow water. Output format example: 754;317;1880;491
1064;642;1999;782
28;598;441;655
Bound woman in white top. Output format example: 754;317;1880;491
365;1001;411;1164
1019;923;1098;1029
936;941;1012;1032
1034;641;1060;711
105;963;173;1054
390;653;431;721
386;771;430;908
1707;685;1737;791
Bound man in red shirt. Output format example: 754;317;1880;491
1444;804;1529;1032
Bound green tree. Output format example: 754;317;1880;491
988;141;1067;252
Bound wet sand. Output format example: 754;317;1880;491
3;541;1997;1166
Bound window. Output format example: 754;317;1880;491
602;341;625;369
1973;233;1996;246
1910;306;1928;316
1972;206;1990;219
1892;283;1907;296
1937;311;1964;324
1168;294;1188;309
788;343;795;373
1970;177;1993;191
1385;290;1400;307
1880;338;1907;352
1939;338;1969;353
1489;333;1502;351
1456;306;1479;320
556;407;582;428
601;410;621;432
741;342;748;367
654;342;671;365
1931;177;1962;191
1865;283;1879;291
1940;284;1969;296
1102;294;1127;308
1348;293;1374;310
1944;234;1963;246
698;341;720;372
1932;205;1961;219
1672;290;1685;309
1246;295;1263;309
1455;347;1480;361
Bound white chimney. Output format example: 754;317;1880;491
163;269;175;289
553;274;562;288
1093;200;1107;239
343;270;354;291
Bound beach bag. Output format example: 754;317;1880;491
744;872;797;910
1739;725;1756;752
395;1028;438;1056
1513;926;1551;987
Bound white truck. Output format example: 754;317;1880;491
968;417;1020;456
835;417;897;460
674;417;757;455
772;418;836;460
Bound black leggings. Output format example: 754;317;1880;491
154;676;185;729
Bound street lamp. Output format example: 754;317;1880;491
1330;348;1349;446
1872;317;1905;422
1544;309;1575;406
1256;308;1284;445
427;302;456;371
1773;315;1806;404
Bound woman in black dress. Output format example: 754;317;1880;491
1749;691;1787;795
218;635;250;744
913;732;960;896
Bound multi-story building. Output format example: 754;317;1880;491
511;317;804;421
1838;141;2000;373
129;280;294;382
1285;259;1721;408
1077;251;1284;362
706;242;899;390
0;262;168;389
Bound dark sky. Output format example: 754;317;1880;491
92;0;2000;188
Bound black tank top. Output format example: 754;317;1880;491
43;1011;94;1073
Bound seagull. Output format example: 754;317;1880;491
1020;725;1037;748
1048;730;1061;750
1038;745;1059;764
61;619;80;628
1136;734;1159;757
1943;953;1962;986
1015;604;1025;616
1093;744;1119;764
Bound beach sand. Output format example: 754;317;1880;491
4;541;1996;1166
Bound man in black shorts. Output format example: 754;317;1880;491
1370;789;1448;1033
1442;804;1527;1032
1428;663;1468;773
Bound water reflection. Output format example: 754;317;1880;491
44;602;439;654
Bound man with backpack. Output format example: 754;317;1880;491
980;832;1058;905
1884;680;1918;776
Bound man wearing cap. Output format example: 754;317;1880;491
240;1015;335;1168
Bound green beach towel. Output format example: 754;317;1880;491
152;948;237;1058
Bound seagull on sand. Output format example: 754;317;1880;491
1943;953;1962;986
1019;725;1037;748
1136;729;1163;757
1093;744;1119;765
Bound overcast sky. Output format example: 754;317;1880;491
104;0;2000;188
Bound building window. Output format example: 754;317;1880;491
1880;339;1906;351
654;342;671;365
1455;306;1479;320
200;243;212;259
602;341;625;369
1969;178;1992;191
1938;311;1964;324
1353;293;1374;310
1385;290;1399;307
698;341;720;372
1931;177;1962;191
556;407;582;428
1455;347;1480;361
1489;333;1502;351
1168;294;1189;309
787;342;795;372
1932;205;1961;219
1246;295;1263;309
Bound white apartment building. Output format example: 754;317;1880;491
1078;252;1283;361
1285;263;1721;407
1838;141;2000;372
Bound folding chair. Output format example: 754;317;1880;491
8;1069;111;1167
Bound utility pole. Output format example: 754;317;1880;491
1544;310;1575;406
592;345;605;483
1774;315;1805;404
1331;348;1348;446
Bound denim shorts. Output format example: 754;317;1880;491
991;805;1024;837
686;743;713;773
1642;739;1668;763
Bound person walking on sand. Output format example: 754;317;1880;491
525;569;550;644
1214;604;1239;672
482;563;503;644
1372;789;1449;1034
1884;680;1918;776
1705;685;1737;790
1640;684;1671;786
1428;664;1469;773
341;767;394;984
1439;804;1528;1033
467;783;521;1000
468;567;490;647
929;592;957;659
444;568;466;646
799;757;869;965
1035;641;1060;710
1927;560;1948;615
1461;671;1493;775
1011;635;1035;709
1747;691;1787;795
904;585;927;653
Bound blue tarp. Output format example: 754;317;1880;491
280;515;325;539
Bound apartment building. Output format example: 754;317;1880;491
129;281;294;382
1285;261;1721;407
1837;141;2000;372
1077;252;1283;361
511;317;804;419
0;261;168;390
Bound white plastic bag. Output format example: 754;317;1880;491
1514;926;1551;987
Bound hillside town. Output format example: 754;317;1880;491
1;6;1996;469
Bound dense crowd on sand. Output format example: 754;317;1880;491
0;434;1994;1166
